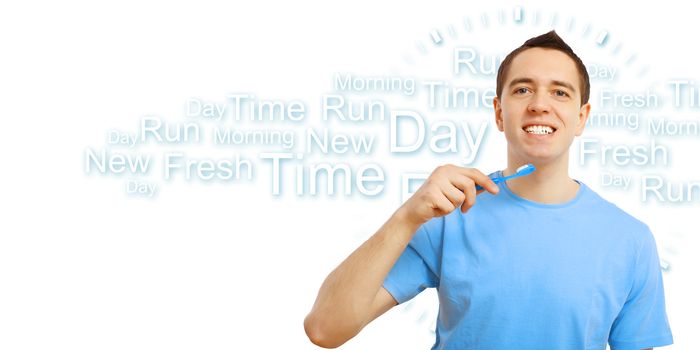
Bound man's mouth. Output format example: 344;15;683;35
523;125;556;135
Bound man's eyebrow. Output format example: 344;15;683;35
508;77;577;92
508;77;534;88
551;80;576;92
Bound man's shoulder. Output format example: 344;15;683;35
580;182;652;237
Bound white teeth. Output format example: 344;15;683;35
524;125;554;135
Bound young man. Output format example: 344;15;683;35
304;31;673;350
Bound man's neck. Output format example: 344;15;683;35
503;157;580;204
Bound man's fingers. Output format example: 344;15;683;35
461;180;477;213
424;165;501;217
459;168;499;195
442;184;466;210
442;172;479;213
447;169;497;196
432;190;457;215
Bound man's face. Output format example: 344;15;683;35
494;47;590;166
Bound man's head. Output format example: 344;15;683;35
496;30;590;105
493;30;591;166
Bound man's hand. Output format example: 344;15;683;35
396;164;499;228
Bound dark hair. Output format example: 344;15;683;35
496;30;590;105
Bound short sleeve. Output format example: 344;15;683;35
608;228;673;350
382;219;442;304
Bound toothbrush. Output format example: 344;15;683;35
475;163;536;191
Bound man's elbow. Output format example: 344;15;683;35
303;313;350;349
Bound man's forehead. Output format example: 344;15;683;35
505;48;580;88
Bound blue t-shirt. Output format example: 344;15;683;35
383;173;673;350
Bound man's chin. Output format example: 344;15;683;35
514;152;561;167
507;144;567;166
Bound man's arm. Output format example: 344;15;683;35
303;208;419;348
303;165;499;348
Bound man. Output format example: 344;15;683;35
304;30;673;350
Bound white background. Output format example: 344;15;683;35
1;1;698;349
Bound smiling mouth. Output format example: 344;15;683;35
523;125;556;135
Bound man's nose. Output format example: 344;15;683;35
527;92;551;114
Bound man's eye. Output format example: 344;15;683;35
515;87;529;94
554;90;570;97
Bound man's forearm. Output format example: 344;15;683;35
304;208;420;347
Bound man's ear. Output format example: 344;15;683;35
575;102;591;136
493;96;504;132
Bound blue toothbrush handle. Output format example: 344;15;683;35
474;164;536;192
